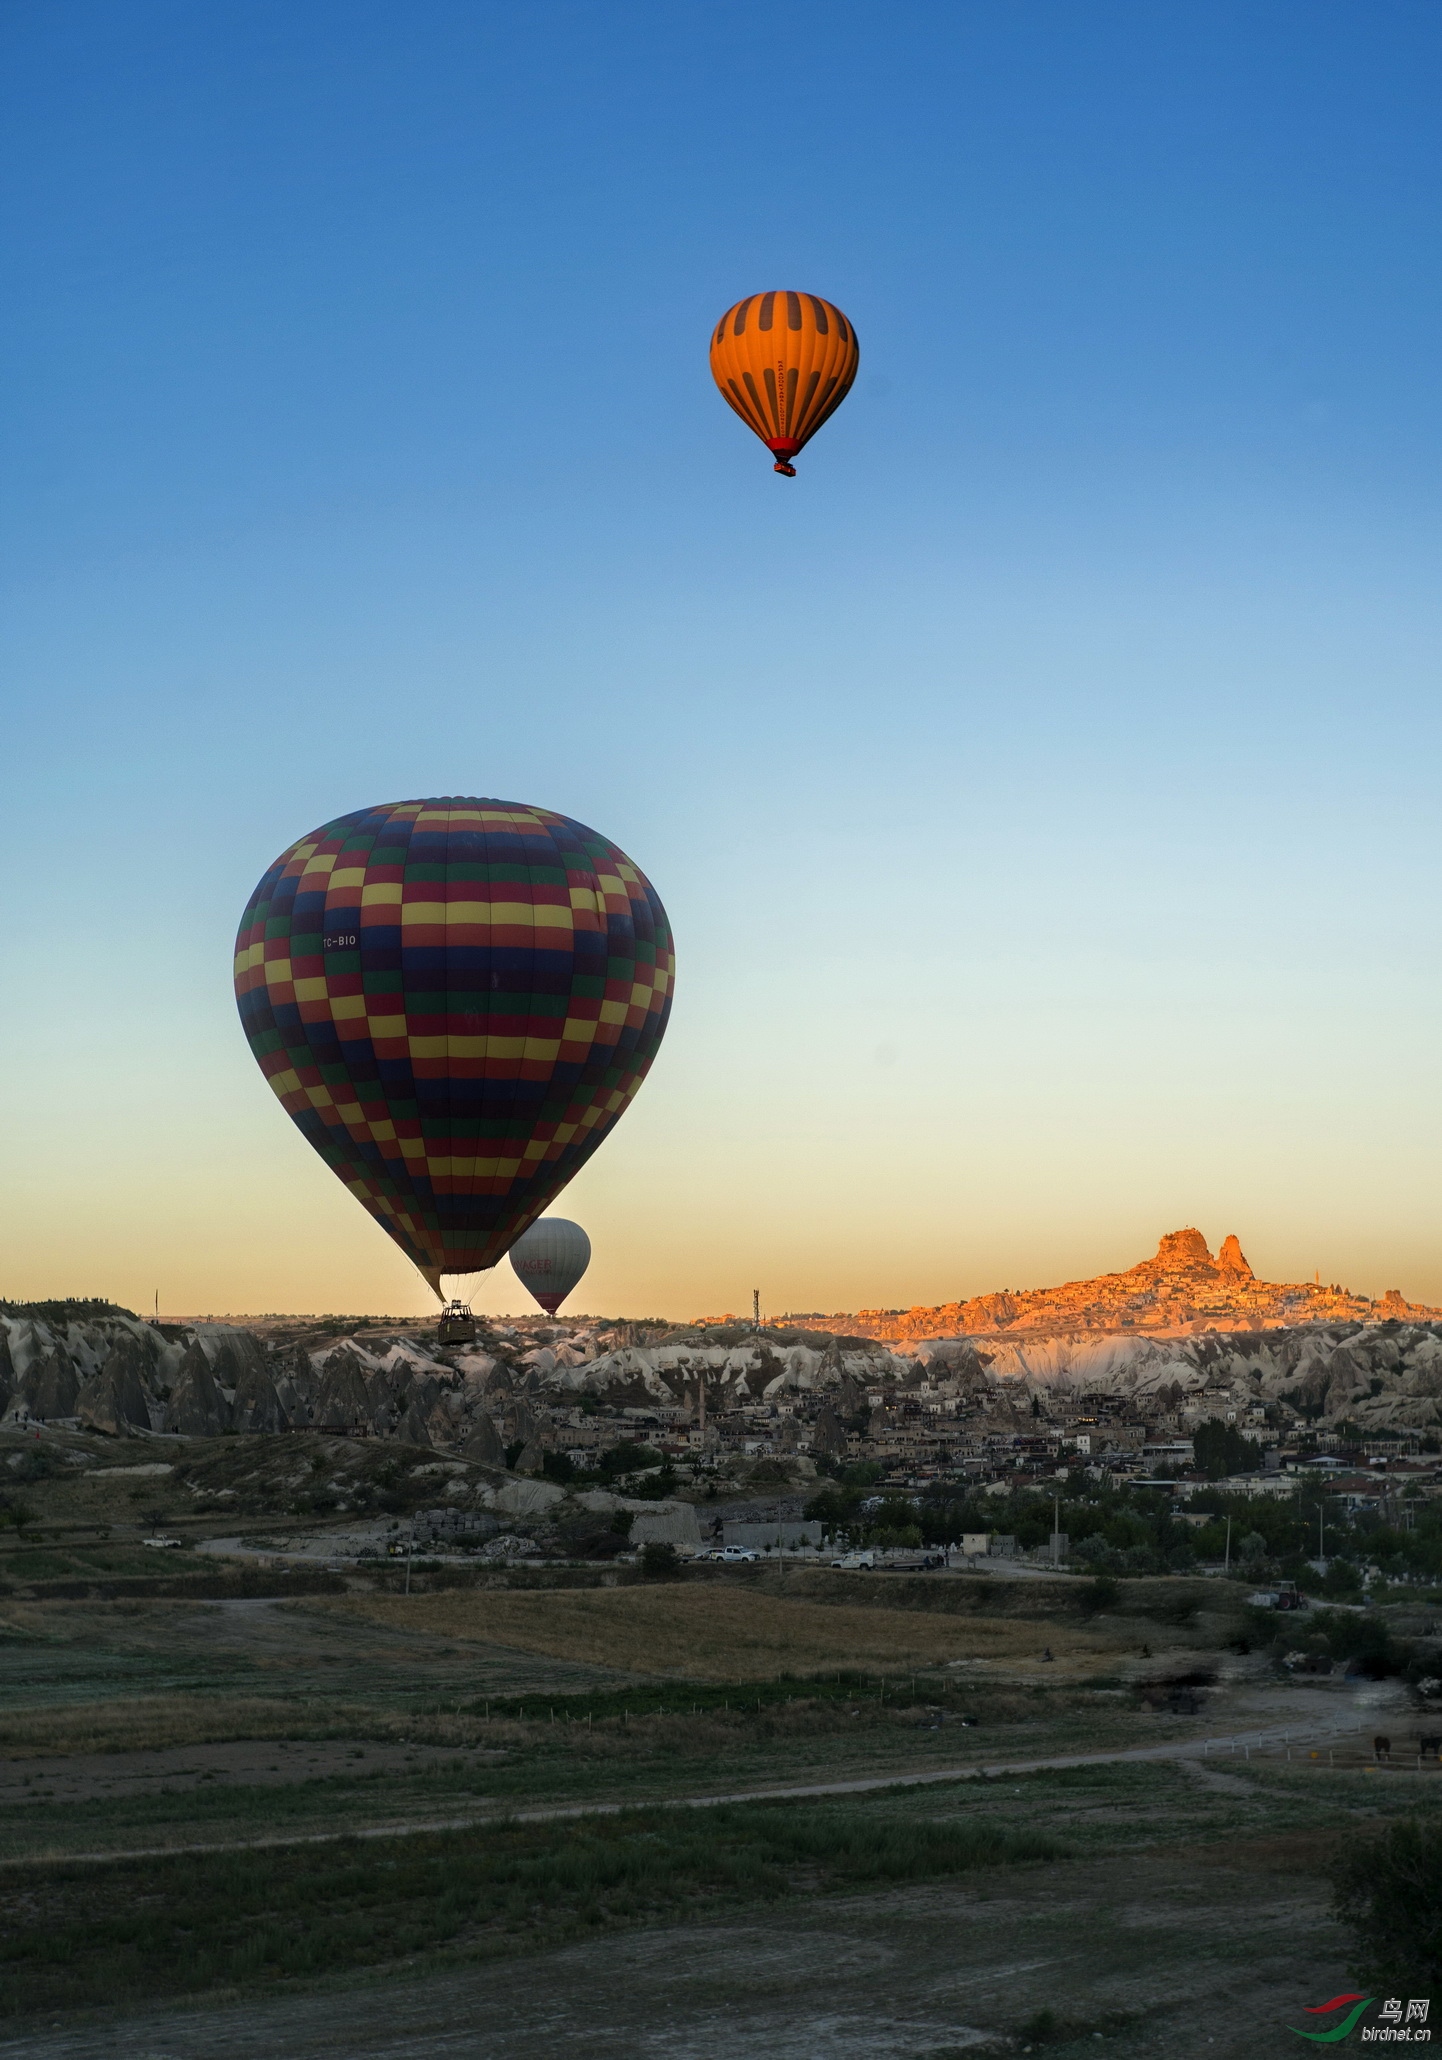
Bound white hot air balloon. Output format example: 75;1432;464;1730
508;1217;592;1315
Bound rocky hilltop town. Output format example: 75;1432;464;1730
839;1226;1442;1340
4;1233;1442;1553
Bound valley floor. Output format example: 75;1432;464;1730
0;1832;1357;2060
0;1548;1434;2057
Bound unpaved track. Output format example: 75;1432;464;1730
0;1705;1381;1868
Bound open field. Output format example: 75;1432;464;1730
1;1757;1439;2056
318;1582;1150;1681
0;1592;641;1727
0;1668;1170;1861
0;1544;1426;2054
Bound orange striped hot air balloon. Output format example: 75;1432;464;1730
709;290;859;475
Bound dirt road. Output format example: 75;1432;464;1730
0;1699;1388;1869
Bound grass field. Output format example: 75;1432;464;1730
317;1583;1146;1681
0;1544;206;1583
0;1792;1065;2020
0;1573;1266;1870
1;1757;1437;2052
0;1551;1401;2056
0;1670;1153;1862
0;1591;639;1729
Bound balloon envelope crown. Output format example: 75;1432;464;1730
709;290;859;473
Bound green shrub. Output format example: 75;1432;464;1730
1308;1608;1399;1677
0;1799;1065;2018
1333;1818;1442;1991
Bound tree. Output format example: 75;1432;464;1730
597;1441;663;1478
639;1541;680;1580
1333;1819;1442;1991
629;1463;679;1500
1321;1558;1365;1602
1193;1419;1262;1479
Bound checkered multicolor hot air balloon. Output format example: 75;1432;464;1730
233;798;674;1296
709;290;859;475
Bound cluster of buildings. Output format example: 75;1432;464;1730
477;1331;1442;1513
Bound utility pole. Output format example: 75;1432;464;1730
1224;1514;1231;1574
753;1288;760;1330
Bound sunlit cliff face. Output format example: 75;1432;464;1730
849;1228;1440;1342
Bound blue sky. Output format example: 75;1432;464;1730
4;1;1441;1318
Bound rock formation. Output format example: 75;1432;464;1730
164;1339;230;1435
7;1226;1442;1468
462;1413;506;1464
1217;1234;1253;1278
810;1403;848;1460
22;1342;80;1419
846;1227;1437;1341
76;1338;153;1434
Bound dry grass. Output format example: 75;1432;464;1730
0;1695;494;1758
314;1586;1135;1682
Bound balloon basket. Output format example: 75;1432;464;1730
437;1300;477;1346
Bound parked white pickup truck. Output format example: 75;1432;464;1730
830;1551;876;1570
707;1545;759;1563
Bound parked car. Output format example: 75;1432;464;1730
709;1545;760;1563
142;1536;182;1550
830;1551;876;1570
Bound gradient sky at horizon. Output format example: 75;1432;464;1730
4;1;1441;1321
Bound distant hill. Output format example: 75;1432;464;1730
841;1228;1441;1341
0;1297;139;1324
